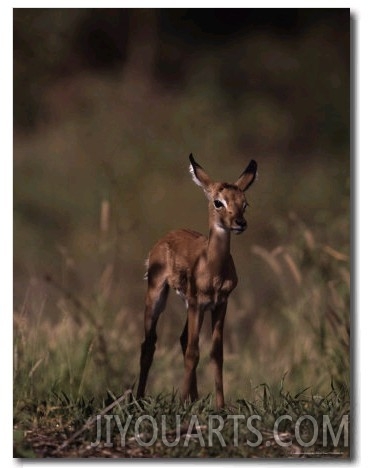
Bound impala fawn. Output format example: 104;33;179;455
136;154;257;408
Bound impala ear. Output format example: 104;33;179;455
189;154;212;191
235;160;257;192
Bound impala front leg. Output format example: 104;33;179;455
180;318;198;400
181;305;204;403
211;301;227;409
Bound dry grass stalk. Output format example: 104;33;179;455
303;229;315;250
282;252;302;286
251;245;282;277
100;199;111;233
322;245;349;262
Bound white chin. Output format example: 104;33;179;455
232;228;244;235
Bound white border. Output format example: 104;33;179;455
356;2;374;468
5;2;373;467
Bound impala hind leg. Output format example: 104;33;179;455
137;279;169;399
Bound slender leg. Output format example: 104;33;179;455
181;305;204;403
136;282;169;399
180;318;198;400
210;301;227;409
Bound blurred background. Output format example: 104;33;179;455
13;8;350;401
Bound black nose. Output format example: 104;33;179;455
235;218;247;228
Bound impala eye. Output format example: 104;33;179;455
213;200;224;209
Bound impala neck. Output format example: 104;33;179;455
207;223;231;274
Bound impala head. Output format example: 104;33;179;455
189;154;257;234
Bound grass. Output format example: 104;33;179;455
14;387;349;458
13;212;350;458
